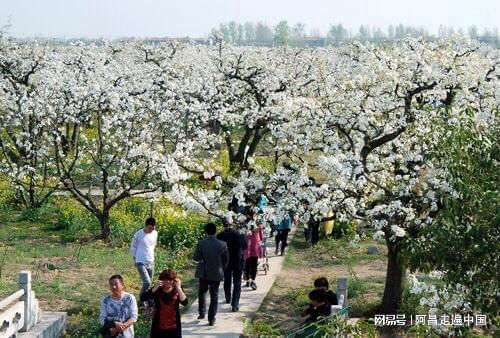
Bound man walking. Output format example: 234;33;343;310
275;212;293;256
193;223;228;326
217;221;247;312
130;217;158;303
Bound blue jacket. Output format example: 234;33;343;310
276;214;292;231
257;194;268;212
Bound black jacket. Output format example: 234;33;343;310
326;290;338;306
193;235;228;281
304;303;331;324
217;228;247;270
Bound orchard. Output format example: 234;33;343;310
0;34;498;335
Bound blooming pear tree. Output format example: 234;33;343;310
155;41;319;218
308;38;499;314
0;37;61;208
48;43;190;240
206;41;316;171
407;48;499;322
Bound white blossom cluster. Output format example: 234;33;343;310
0;36;497;238
409;272;473;334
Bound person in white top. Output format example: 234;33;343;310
130;217;158;303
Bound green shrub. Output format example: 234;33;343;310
400;283;423;318
18;201;62;223
107;197;208;250
0;176;17;211
52;197;100;241
286;287;311;314
153;199;208;251
19;207;43;222
243;319;282;337
109;197;151;243
348;277;368;299
154;246;192;273
46;195;208;251
331;219;358;240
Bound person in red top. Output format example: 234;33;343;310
244;222;263;290
143;269;188;338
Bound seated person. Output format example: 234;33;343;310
301;289;331;324
314;277;338;306
99;274;138;338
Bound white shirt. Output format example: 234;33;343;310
130;229;158;264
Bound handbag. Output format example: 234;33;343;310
98;319;119;337
195;261;205;279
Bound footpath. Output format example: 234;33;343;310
182;231;293;338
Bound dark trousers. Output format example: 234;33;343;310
276;229;290;253
304;227;312;244
244;256;258;281
151;328;179;338
224;267;243;308
311;224;320;245
198;278;220;321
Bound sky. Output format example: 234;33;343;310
2;0;499;39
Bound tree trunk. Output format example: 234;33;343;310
380;242;405;314
28;178;39;209
99;210;111;242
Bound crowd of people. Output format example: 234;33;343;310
98;202;337;337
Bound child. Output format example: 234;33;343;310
301;289;331;324
314;277;338;306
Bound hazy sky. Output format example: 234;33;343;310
2;0;499;38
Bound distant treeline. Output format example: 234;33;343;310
210;21;500;47
10;21;499;48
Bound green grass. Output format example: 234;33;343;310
283;231;386;270
243;318;282;337
347;276;385;317
0;277;16;295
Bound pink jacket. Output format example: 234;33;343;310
244;228;263;258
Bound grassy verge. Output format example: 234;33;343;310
247;232;385;336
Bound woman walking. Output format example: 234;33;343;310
244;223;263;290
143;269;188;338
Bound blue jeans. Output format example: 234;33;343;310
136;262;154;302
